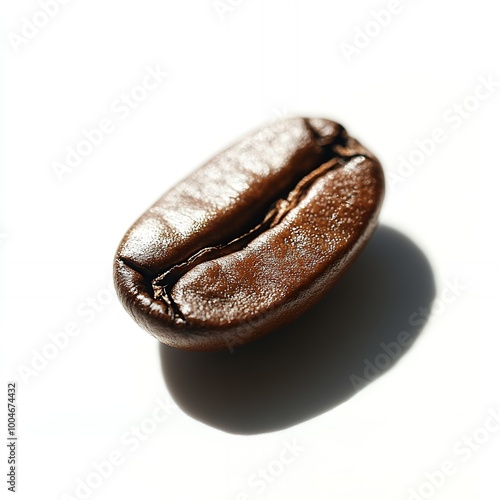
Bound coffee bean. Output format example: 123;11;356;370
114;117;384;351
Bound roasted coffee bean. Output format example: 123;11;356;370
114;117;384;351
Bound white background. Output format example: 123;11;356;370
2;0;500;499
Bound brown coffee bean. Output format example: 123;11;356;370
114;117;384;351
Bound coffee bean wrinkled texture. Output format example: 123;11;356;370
114;117;385;351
